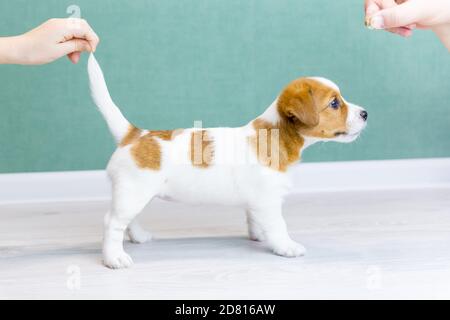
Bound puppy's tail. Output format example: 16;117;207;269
88;54;131;144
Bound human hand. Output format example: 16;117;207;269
365;0;450;48
0;18;100;65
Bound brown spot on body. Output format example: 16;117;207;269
120;125;142;147
190;130;214;168
121;126;184;171
148;129;184;141
131;134;161;170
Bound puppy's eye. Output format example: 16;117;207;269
329;98;340;110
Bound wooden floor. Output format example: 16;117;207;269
1;187;449;300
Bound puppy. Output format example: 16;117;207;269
88;54;368;269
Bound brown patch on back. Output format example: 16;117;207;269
250;118;304;172
131;134;161;170
122;127;185;171
120;125;142;147
148;129;184;141
190;130;214;168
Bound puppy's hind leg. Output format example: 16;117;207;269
127;219;153;244
246;209;265;242
103;178;159;269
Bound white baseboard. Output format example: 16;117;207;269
0;158;449;205
0;170;110;205
290;158;450;194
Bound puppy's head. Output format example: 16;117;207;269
278;77;367;143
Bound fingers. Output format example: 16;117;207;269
66;18;100;52
386;26;413;37
67;52;81;64
365;0;398;15
369;0;424;29
365;0;419;37
56;18;100;64
365;0;380;16
365;0;397;29
58;38;92;61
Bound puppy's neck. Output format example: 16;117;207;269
258;98;282;124
251;99;317;171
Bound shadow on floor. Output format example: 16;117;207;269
0;235;274;264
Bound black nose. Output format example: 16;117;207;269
360;110;368;121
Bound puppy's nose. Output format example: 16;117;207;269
360;110;368;121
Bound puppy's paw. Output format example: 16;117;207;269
248;227;265;242
127;228;153;244
271;240;306;258
103;250;134;269
248;232;265;242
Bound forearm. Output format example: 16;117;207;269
0;36;24;64
433;24;450;52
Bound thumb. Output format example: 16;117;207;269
58;39;92;56
370;1;423;29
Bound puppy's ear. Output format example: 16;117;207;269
278;81;319;127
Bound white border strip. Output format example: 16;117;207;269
0;158;449;205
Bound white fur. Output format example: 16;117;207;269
259;98;281;124
88;56;366;269
309;77;340;92
88;55;130;143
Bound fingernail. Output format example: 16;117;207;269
370;15;384;29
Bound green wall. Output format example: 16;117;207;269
0;0;449;173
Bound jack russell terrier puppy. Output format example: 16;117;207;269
88;54;368;269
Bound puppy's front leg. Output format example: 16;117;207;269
249;203;306;257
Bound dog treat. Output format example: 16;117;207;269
365;16;374;30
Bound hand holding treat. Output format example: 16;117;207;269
365;0;450;51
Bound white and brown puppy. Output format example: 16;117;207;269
88;54;368;269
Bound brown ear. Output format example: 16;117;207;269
278;81;319;127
